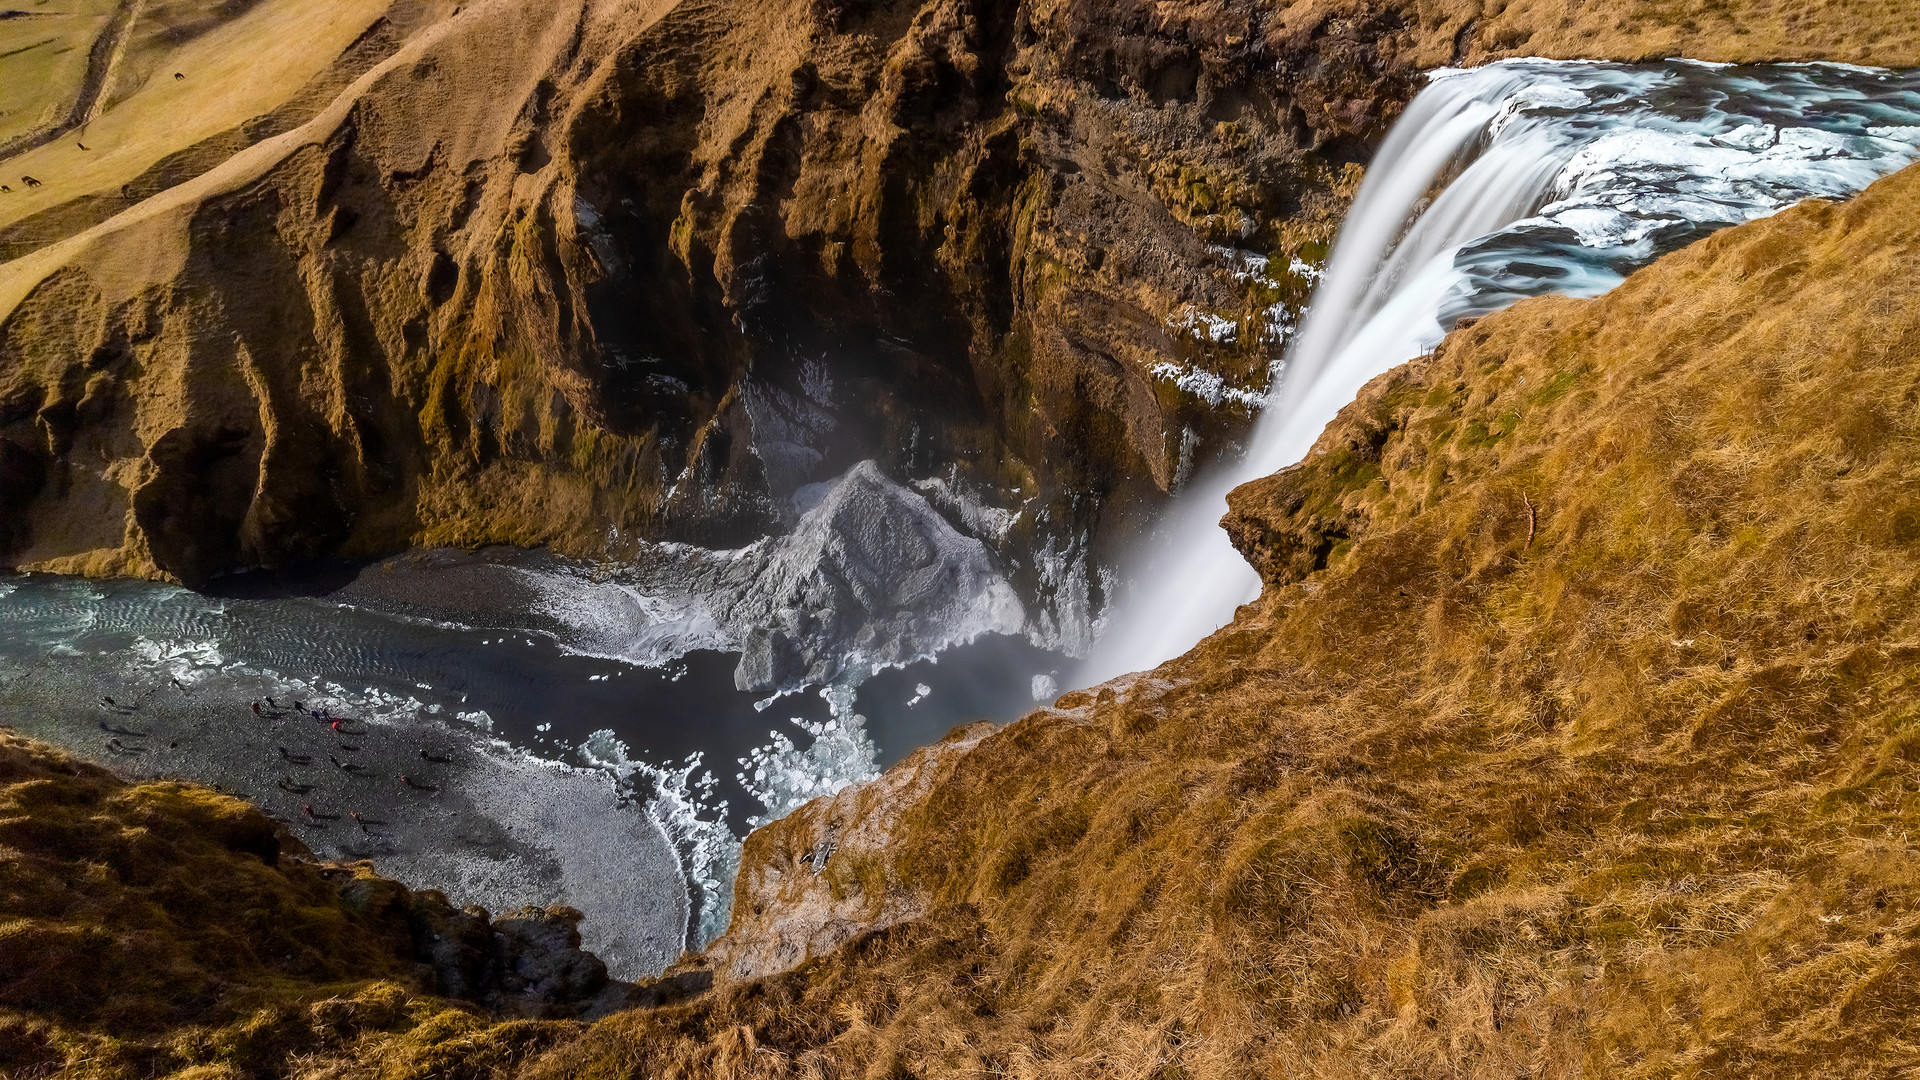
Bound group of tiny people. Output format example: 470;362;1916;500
96;684;459;836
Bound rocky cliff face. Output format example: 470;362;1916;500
14;0;1911;586
8;1;1920;1077
0;0;1389;585
15;147;1920;1080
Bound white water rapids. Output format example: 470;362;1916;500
1082;58;1920;685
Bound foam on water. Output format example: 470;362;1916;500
0;470;1059;950
1083;58;1920;684
573;711;878;945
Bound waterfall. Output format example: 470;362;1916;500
1081;59;1920;686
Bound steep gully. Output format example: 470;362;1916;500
8;56;1920;984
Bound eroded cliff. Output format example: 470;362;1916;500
0;0;1376;585
9;0;1918;586
8;124;1917;1080
0;732;683;1077
8;2;1920;1078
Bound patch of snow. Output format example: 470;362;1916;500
910;471;1024;542
1165;304;1239;343
1149;361;1269;409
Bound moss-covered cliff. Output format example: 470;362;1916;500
9;0;1920;585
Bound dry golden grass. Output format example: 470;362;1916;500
461;161;1920;1079
8;3;1920;1076
0;0;392;233
10;128;1919;1080
0;732;559;1079
1433;0;1920;67
0;0;120;147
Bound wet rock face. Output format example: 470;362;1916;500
0;0;1418;585
478;905;619;1018
1221;372;1405;588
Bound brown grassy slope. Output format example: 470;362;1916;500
486;162;1920;1079
0;732;586;1079
0;0;121;149
1432;0;1920;67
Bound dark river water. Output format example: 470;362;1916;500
0;552;1068;972
8;58;1920;979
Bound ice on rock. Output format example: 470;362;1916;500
519;460;1025;694
911;472;1023;542
1165;306;1240;343
727;461;1025;692
1032;673;1059;702
741;380;837;496
1148;362;1269;409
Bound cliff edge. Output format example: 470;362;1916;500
9;0;1920;585
535;154;1920;1078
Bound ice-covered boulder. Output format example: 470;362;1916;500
518;460;1025;693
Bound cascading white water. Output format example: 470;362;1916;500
1082;58;1920;685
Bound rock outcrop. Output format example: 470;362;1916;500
702;720;996;980
0;730;635;1077
8;2;1920;1078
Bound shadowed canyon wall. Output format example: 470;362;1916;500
8;1;1920;1077
12;131;1920;1080
9;0;1918;585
